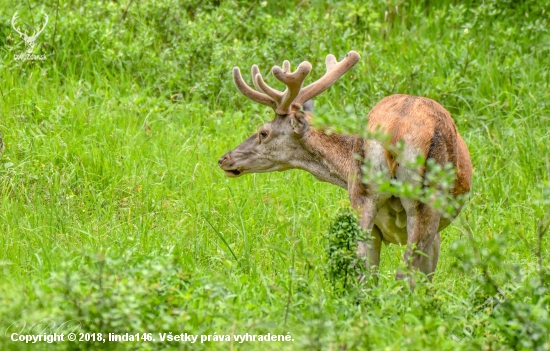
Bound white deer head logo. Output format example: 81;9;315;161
11;11;48;54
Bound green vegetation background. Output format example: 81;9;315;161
0;0;549;350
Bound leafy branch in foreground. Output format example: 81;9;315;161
359;128;466;221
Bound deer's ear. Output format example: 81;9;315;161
290;112;309;136
302;99;314;112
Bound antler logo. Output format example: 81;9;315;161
11;11;48;55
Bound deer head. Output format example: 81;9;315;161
218;51;360;178
11;11;49;54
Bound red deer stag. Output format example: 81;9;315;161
218;51;472;285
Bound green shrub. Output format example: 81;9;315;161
325;209;366;292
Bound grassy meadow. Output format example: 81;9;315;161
0;0;549;350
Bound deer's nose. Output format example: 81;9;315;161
218;156;227;167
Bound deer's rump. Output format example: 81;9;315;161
367;94;472;197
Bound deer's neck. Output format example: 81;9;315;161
293;128;359;189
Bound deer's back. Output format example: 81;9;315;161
367;94;472;197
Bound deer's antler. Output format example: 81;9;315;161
270;61;312;114
293;51;361;107
233;60;312;114
233;67;277;110
233;51;360;115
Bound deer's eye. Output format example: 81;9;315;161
260;130;269;139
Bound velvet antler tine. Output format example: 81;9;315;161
255;73;283;102
251;65;265;93
294;51;360;106
282;60;291;73
233;67;277;109
325;54;337;70
272;61;312;114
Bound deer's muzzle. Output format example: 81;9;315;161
218;154;242;177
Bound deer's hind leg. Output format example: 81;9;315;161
393;151;443;285
396;199;441;287
357;224;382;275
426;231;441;280
405;230;442;282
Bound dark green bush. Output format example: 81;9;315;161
325;209;366;292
